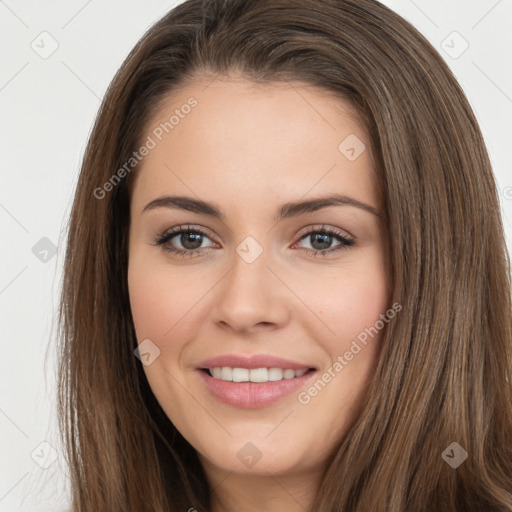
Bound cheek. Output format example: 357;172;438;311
127;254;215;377
127;267;181;370
336;274;389;336
128;265;170;341
303;257;390;349
127;254;198;340
313;265;390;413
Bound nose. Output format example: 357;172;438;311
211;244;290;333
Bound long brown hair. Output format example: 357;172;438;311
57;0;512;510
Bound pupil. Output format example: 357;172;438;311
181;232;203;249
312;233;331;250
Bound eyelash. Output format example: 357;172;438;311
152;224;355;258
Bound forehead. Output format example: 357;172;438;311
130;76;379;214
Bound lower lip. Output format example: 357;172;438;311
196;369;317;409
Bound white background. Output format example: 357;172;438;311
1;1;511;510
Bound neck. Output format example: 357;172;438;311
205;465;323;512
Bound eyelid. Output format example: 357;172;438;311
154;224;218;244
294;223;354;241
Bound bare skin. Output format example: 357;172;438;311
127;74;390;512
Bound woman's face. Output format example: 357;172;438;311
128;75;390;481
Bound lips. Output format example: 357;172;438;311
194;353;318;408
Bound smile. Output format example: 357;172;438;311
197;367;317;409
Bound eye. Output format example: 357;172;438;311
153;225;216;257
293;225;355;256
153;224;355;258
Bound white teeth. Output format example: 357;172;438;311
232;368;249;382
207;366;311;382
268;368;283;381
211;367;223;379
220;367;233;381
250;367;269;382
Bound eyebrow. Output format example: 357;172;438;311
142;194;383;220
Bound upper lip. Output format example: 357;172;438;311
196;354;317;371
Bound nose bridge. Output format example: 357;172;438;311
211;234;289;330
